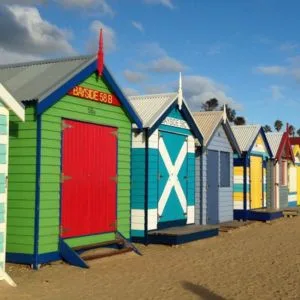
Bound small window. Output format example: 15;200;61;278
220;152;230;187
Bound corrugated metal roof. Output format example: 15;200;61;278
0;55;95;103
128;92;178;128
231;124;261;152
266;132;283;157
192;111;223;146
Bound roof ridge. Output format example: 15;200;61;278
193;110;223;114
129;92;177;99
231;124;260;128
0;54;95;70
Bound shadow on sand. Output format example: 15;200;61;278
181;281;227;300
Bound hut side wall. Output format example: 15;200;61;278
0;104;8;273
38;73;132;253
196;124;233;225
7;105;37;255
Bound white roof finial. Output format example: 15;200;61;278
178;72;183;110
223;104;227;123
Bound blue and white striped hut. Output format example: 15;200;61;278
0;83;24;286
128;75;209;244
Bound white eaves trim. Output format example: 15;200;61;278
0;83;25;121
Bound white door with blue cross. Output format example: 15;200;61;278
158;131;188;228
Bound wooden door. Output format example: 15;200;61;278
157;131;188;228
250;156;263;209
207;150;219;224
61;119;117;238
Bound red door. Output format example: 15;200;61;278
61;119;117;238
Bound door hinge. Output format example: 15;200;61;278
110;175;118;183
110;130;118;137
62;120;72;130
60;225;71;234
60;173;72;183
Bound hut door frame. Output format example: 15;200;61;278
157;130;188;228
60;119;118;239
250;155;263;209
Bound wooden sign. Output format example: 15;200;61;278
68;86;121;107
162;117;189;129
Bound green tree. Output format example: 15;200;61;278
201;98;219;111
234;116;246;125
274;120;283;132
297;128;300;137
289;125;295;136
263;125;272;132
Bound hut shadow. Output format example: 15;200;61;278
181;281;227;300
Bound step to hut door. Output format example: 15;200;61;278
60;119;117;238
157;131;188;229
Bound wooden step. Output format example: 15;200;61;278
72;239;124;252
82;247;133;261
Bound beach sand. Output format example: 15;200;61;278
1;216;300;300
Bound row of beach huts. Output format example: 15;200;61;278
0;51;299;284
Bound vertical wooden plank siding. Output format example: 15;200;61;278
131;107;195;239
0;104;8;274
131;130;146;237
7;105;37;255
39;74;132;253
197;125;234;225
288;164;297;207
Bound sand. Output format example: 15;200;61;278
1;217;300;300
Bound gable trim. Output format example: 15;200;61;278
248;128;273;158
0;83;25;121
276;132;295;162
148;100;203;143
36;61;142;128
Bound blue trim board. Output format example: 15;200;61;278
36;61;142;129
7;252;61;265
157;219;187;230
147;228;219;245
37;61;96;115
181;103;203;144
233;209;283;221
59;239;89;268
148;101;203;144
144;128;149;243
103;66;142;128
33;115;42;269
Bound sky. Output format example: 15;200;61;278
0;0;300;130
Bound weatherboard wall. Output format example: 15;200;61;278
195;124;234;225
0;104;9;274
6;73;133;261
39;74;132;253
7;105;37;256
131;107;196;239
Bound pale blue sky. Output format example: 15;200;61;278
1;0;300;130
